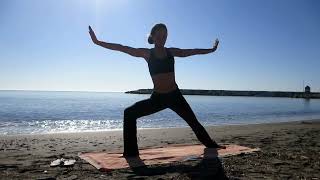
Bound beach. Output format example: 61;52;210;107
0;119;319;179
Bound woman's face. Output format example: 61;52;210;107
153;28;167;47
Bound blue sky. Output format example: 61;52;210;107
1;0;319;92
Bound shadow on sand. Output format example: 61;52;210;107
124;148;228;179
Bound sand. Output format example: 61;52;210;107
0;119;319;179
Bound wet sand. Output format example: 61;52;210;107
0;119;319;179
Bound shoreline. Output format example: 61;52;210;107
2;118;320;137
1;119;319;179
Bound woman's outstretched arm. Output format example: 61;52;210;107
89;26;149;59
170;39;219;58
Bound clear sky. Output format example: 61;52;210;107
1;0;319;92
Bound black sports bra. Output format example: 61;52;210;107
147;48;174;76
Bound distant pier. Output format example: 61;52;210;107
125;89;320;99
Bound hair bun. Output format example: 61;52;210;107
148;35;154;44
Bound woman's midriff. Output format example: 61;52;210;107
151;72;178;93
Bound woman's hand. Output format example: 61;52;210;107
212;38;219;52
89;26;99;45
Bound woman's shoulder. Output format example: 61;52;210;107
167;47;180;54
166;47;176;57
143;48;153;62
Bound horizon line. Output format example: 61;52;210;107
0;88;318;93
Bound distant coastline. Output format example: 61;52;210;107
125;89;320;99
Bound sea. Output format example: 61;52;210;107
0;90;320;135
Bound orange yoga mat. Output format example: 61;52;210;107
79;144;259;172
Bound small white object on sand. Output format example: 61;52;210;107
50;158;76;167
63;159;76;166
50;158;64;167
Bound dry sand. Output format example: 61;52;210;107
0;119;319;179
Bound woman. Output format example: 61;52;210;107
89;23;225;157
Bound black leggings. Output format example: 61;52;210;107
123;88;218;156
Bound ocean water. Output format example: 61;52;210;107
0;90;320;135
